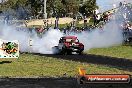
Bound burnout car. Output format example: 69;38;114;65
53;36;84;55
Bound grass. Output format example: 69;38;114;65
88;45;132;60
0;46;132;78
27;17;94;29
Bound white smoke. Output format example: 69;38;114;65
76;20;123;51
30;29;63;54
0;13;124;54
0;25;63;54
0;0;131;54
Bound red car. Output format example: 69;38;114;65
53;36;84;55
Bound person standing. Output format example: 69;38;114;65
93;14;97;26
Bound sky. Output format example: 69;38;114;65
0;0;8;3
96;0;131;12
0;0;3;3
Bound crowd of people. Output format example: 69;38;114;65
13;1;132;44
119;2;132;44
30;12;113;35
121;22;132;43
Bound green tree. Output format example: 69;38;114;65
79;0;98;16
67;0;79;14
0;0;98;18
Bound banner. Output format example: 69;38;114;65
77;68;131;84
0;39;19;58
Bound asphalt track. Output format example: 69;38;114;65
37;54;132;72
0;77;131;88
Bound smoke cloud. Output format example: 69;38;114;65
0;0;131;54
0;25;63;54
0;13;124;54
76;20;123;51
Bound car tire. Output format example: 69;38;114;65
61;46;68;55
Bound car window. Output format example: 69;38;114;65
66;39;73;42
65;38;79;42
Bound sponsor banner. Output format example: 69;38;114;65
0;39;19;58
83;74;130;83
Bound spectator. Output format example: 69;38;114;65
93;14;97;26
103;13;108;23
38;26;44;34
119;2;123;7
96;15;101;24
108;12;112;21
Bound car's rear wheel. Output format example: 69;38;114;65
60;46;67;55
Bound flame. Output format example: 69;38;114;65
79;68;86;76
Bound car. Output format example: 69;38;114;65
53;36;84;55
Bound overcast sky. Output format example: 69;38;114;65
0;0;7;3
97;0;131;12
0;0;3;3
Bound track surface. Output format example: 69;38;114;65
34;54;132;72
0;78;131;88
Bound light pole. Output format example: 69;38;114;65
43;0;47;19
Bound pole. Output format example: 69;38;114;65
44;0;47;19
29;38;33;53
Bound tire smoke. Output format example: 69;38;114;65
1;1;131;54
76;21;123;51
0;25;63;54
0;14;124;54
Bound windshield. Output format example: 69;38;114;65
65;38;79;43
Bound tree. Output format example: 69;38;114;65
54;0;66;17
67;0;79;14
79;0;98;16
0;0;98;18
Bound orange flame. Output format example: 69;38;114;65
79;68;86;76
